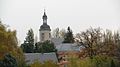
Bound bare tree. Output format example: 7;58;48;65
77;27;103;58
59;29;66;38
52;28;60;38
76;27;120;59
113;31;120;59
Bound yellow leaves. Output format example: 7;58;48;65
66;54;120;67
43;61;58;67
0;22;25;67
30;60;43;67
0;45;8;59
30;60;58;67
0;23;6;32
0;31;7;43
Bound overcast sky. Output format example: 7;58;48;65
0;0;120;43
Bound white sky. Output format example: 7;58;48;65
0;0;120;43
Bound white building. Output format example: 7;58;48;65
39;10;51;42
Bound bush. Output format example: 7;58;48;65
67;55;120;67
0;53;18;67
0;22;25;67
30;60;58;67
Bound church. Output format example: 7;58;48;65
25;10;81;66
39;10;64;46
39;10;81;52
39;10;51;42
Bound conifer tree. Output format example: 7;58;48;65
34;41;57;53
21;29;34;53
63;26;74;43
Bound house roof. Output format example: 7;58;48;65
56;43;81;52
24;52;58;64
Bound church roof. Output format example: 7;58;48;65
40;10;51;31
56;43;81;52
40;23;51;31
24;52;58;64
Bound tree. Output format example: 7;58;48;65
30;60;58;67
21;29;34;53
113;31;120;59
52;28;66;39
59;29;66;38
34;42;40;53
0;21;25;67
0;53;18;67
76;27;102;58
52;28;60;38
102;30;116;56
111;60;115;67
34;41;57;53
76;27;120;59
63;27;74;43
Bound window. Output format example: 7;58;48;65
41;33;44;41
42;33;44;35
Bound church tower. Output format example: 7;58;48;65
39;10;51;42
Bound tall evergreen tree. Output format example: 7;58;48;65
63;26;74;43
21;29;34;53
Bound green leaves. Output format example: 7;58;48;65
67;55;120;67
34;41;57;53
63;26;74;43
21;29;34;53
30;60;58;67
0;54;18;67
0;22;25;67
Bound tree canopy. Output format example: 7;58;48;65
34;40;57;53
21;29;34;53
75;27;120;59
63;27;74;43
0;22;25;67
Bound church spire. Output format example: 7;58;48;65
42;9;47;24
44;9;46;15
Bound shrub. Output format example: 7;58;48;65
67;54;120;67
30;60;58;67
